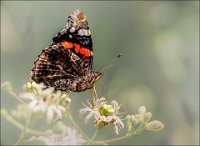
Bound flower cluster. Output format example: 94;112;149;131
30;126;86;145
80;97;124;135
126;106;164;134
19;82;71;123
1;81;165;145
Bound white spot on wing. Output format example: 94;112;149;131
90;51;94;56
78;29;84;36
70;27;75;33
78;29;91;36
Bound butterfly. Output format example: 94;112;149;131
30;10;103;92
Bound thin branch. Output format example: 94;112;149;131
92;85;97;100
87;128;99;145
65;110;89;140
1;109;47;136
95;133;132;144
1;81;26;105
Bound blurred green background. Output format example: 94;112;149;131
1;1;199;145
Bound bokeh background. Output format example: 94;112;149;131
1;1;199;145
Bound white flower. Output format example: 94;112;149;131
80;97;124;135
10;104;32;121
19;82;69;123
80;97;106;124
30;127;86;145
145;120;164;131
138;106;146;114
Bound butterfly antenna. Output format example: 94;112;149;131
97;54;122;72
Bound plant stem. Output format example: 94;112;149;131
1;109;47;136
1;81;26;105
87;128;99;145
65;110;89;140
9;90;26;105
14;112;32;145
91;128;98;141
92;85;97;100
95;124;145;144
12;94;26;105
95;133;132;144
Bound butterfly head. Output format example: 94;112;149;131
91;71;103;84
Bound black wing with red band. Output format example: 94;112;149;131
51;10;93;69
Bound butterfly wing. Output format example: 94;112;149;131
51;10;93;69
30;44;84;90
30;10;97;91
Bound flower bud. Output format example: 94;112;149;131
138;106;146;114
125;115;133;133
144;112;152;123
99;104;114;116
24;81;37;93
1;81;13;93
131;115;139;126
59;92;71;106
31;81;37;89
135;114;144;123
27;82;32;89
145;120;164;131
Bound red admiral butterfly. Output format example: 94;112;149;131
30;10;103;92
